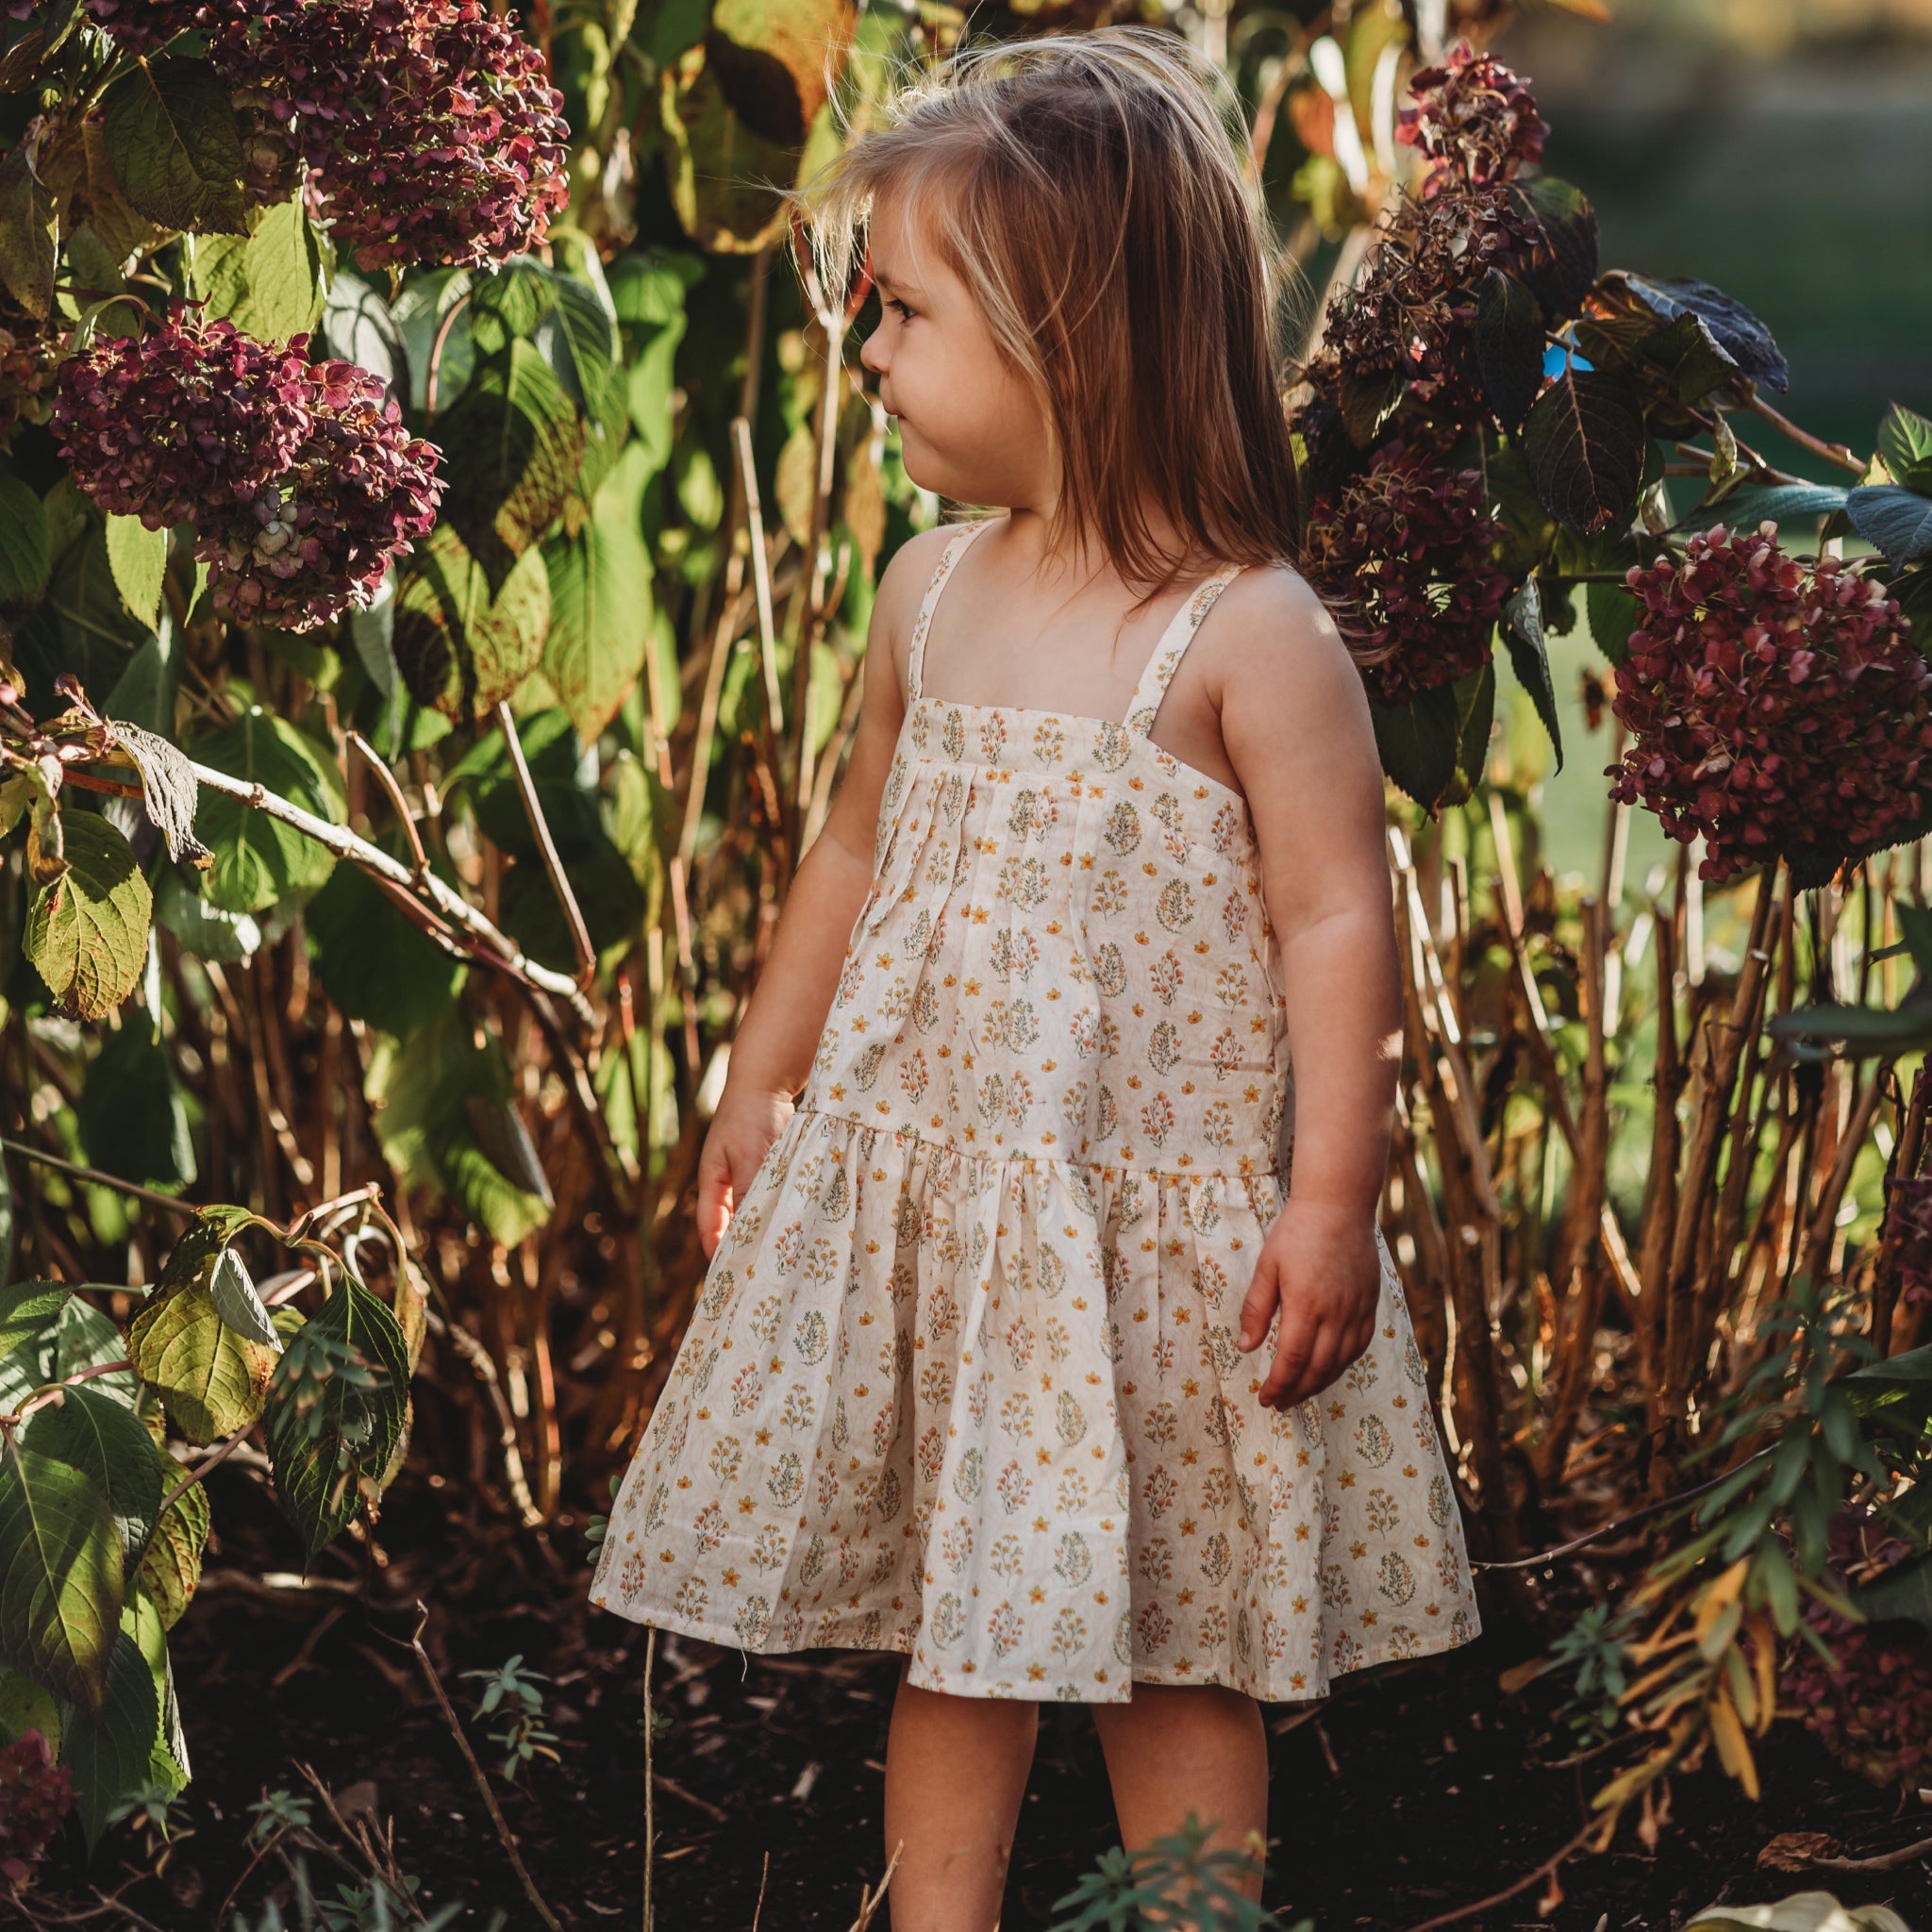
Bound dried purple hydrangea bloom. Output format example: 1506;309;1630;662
1396;42;1549;194
1304;441;1516;708
213;0;570;269
334;0;571;270
1609;523;1932;881
197;358;443;629
53;312;313;530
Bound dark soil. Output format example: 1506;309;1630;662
22;1462;1932;1932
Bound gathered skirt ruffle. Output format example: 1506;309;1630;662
590;1108;1480;1703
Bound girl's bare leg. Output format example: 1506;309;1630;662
1090;1684;1269;1898
883;1665;1040;1932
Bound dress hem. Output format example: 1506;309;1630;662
587;1591;1482;1707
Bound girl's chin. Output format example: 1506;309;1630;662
897;435;943;494
896;426;1004;506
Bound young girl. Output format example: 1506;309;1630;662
591;28;1479;1926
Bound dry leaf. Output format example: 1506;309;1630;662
1757;1833;1840;1874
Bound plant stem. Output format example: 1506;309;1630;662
423;291;474;425
1399;1821;1598;1932
188;757;594;1025
0;1133;199;1218
643;1624;657;1932
1803;1833;1932;1874
732;417;783;730
492;701;596;984
407;1603;565;1932
157;1428;253;1515
1745;391;1865;475
1473;1441;1776;1570
345;731;432;880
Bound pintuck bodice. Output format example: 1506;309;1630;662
811;668;1292;1177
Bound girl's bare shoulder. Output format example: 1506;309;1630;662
1197;560;1360;715
868;523;966;693
874;524;962;631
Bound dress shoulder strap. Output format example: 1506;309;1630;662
1123;563;1246;739
907;520;993;702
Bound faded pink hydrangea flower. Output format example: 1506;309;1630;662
1397;42;1549;194
196;358;443;629
213;0;570;269
1609;523;1932;882
1304;442;1515;707
54;311;313;529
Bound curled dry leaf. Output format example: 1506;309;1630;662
108;719;211;866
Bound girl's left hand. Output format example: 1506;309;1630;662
1236;1198;1382;1410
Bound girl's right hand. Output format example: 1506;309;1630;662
695;1086;794;1258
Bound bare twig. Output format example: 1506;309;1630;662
346;730;431;880
425;1307;541;1526
643;1624;658;1932
214;1820;295;1929
1744;391;1865;475
1474;1443;1776;1570
157;1429;255;1516
732;416;782;728
0;1133;198;1218
1799;1833;1932;1874
189;756;594;1025
1399;1823;1598;1932
423;290;474;425
653;1769;727;1823
844;1843;904;1932
407;1603;566;1932
493;700;596;984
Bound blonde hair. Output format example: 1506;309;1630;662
800;27;1306;595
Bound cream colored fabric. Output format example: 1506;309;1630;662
591;522;1481;1702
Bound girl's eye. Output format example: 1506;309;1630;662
888;298;915;323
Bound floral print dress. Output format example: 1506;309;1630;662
591;521;1481;1703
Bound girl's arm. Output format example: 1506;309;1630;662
1215;568;1402;1408
694;526;952;1257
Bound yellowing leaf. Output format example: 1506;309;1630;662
25;809;152;1021
100;58;246;237
128;1276;276;1446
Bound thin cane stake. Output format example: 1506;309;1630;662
643;1624;658;1932
733;417;783;728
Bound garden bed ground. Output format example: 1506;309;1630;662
23;1466;1932;1932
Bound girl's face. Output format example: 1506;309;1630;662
859;193;1053;512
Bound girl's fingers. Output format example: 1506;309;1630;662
1260;1307;1323;1407
1238;1251;1282;1352
694;1156;735;1260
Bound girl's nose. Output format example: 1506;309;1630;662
859;325;887;375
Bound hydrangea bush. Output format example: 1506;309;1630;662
210;0;572;269
1294;37;1932;859
0;0;624;1878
